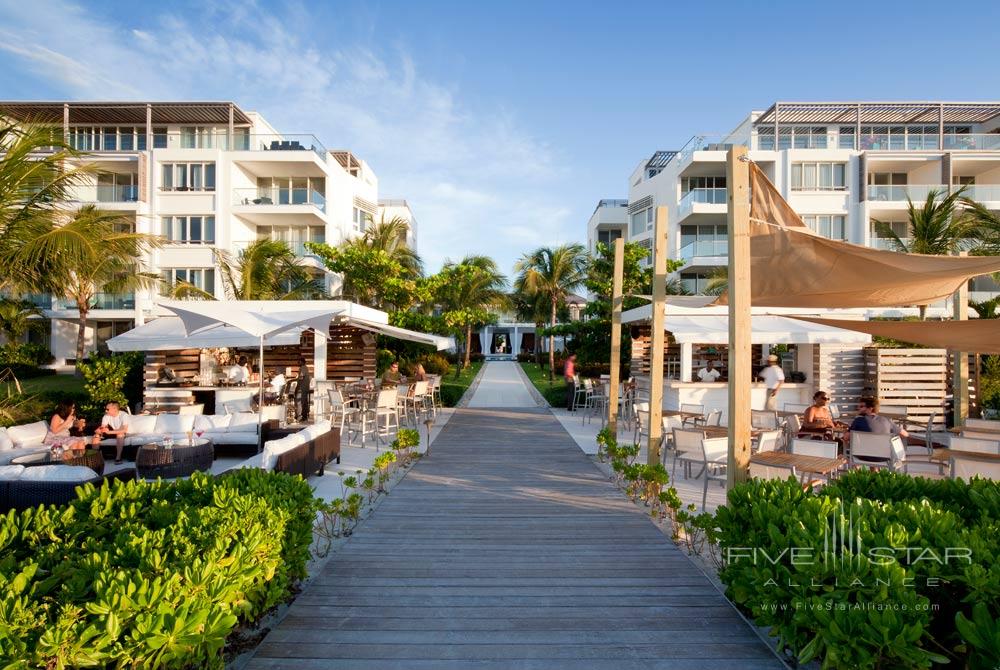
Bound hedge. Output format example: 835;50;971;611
0;470;320;669
714;470;1000;669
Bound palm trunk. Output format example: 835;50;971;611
548;298;556;382
534;321;543;366
919;304;928;321
464;324;473;370
75;300;88;375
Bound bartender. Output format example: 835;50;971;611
697;361;722;382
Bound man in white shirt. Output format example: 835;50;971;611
95;401;129;464
697;361;722;382
758;354;785;411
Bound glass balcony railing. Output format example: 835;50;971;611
144;132;328;158
869;238;912;251
943;134;1000;151
92;293;135;309
679;188;727;215
867;185;946;202
679;239;728;260
23;293;51;309
232;188;326;212
962;185;1000;201
858;134;938;151
232;240;324;257
95;184;140;203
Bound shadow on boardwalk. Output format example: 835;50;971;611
246;408;785;669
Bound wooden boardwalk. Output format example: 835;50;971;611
246;407;783;669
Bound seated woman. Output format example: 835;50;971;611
410;363;427;383
803;391;835;429
47;398;86;451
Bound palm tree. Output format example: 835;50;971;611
0;121;91;289
363;215;422;276
873;187;974;319
960;197;1000;257
172;239;324;300
0;298;43;342
514;244;588;380
436;255;508;370
15;205;162;371
705;266;728;296
511;289;550;365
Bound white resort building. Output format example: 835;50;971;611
624;101;1000;304
0;101;417;367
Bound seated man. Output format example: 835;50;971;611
381;361;402;387
803;391;836;431
848;396;908;439
697;361;722;383
93;401;130;464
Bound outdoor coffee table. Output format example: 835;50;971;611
136;438;214;479
12;448;105;476
750;450;846;476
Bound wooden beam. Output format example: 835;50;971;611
726;146;751;487
953;251;969;425
647;206;668;466
607;236;625;433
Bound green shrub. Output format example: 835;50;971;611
0;470;319;669
0;342;54;366
376;348;394;376
78;353;142;417
419;353;451;376
713;471;1000;669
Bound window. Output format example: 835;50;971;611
868;172;908;185
680;224;727;255
69;126;149;152
160;163;215;191
352;206;371;232
180;126;218;149
160;268;215;295
161;216;215;244
680;272;711;295
681;176;726;193
597;229;622;248
637;238;652;266
153;127;168;149
838;126;856;149
95;320;134;354
791;162;847;191
802;215;847;240
630;209;648;236
872;221;908;238
257;177;325;206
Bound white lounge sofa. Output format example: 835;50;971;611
229;420;337;475
0;422;53;465
98;412;272;449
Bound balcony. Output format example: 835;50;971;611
680;239;728;260
233;188;326;213
867;185;946;202
678;188;727;220
962;185;1000;202
95;184;140;203
92;293;135;310
869;238;912;251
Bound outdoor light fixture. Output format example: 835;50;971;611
423;418;434;457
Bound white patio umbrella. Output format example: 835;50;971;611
159;301;346;446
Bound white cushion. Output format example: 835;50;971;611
127;415;158;434
153;414;196;434
261;433;307;471
18;464;97;482
0;428;13;451
7;421;49;447
0;464;24;480
209;432;260;445
261;405;285;422
227;413;260;433
224;398;253;414
194;414;232;431
302;420;332;441
0;446;50;466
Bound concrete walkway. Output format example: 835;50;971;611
246;402;782;667
466;361;539;408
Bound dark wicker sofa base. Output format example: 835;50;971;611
275;429;340;477
2;469;137;511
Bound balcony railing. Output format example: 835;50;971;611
679;239;728;260
232;188;326;212
232;240;324;257
95;184;140;203
867;185;946;202
679;188;727;215
92;293;135;309
869;238;912;251
963;185;1000;201
22;293;51;309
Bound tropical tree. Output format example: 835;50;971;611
306;216;424;310
704;266;729;296
432;255;508;371
0;122;91;289
514;244;588;380
172;239;324;300
960;197;1000;261
511;289;550;365
0;298;43;342
873;187;974;319
15;205;162;371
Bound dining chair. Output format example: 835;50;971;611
699;437;729;510
950;453;1000;481
680;403;705;427
660;415;684;465
849;432;893;469
704;409;722;427
749;461;797;481
889;435;945;478
374;388;399;448
672;428;706;480
751;409;779;430
754;430;782;454
949;435;1000;455
791;438;838;459
327;389;361;437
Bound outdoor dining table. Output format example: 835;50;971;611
929;448;1000;464
948;425;1000;435
701;425;764;439
661;409;704;419
750;450;846;476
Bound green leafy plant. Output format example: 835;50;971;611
78;353;131;417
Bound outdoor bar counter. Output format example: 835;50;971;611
635;376;812;425
143;385;255;414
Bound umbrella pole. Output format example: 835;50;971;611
258;336;264;453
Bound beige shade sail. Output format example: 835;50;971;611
790;316;1000;354
714;163;1000;308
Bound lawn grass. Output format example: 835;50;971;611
18;374;86;396
439;361;484;407
519;361;568;408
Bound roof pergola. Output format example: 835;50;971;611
754;102;1000;126
0;101;252;125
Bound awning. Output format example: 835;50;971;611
713;163;1000;308
623;312;871;345
106;317;302;351
159;300;344;339
345;317;455;351
791;316;1000;354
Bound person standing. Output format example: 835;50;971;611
758;354;785;411
296;357;311;421
564;354;577;411
697;360;722;382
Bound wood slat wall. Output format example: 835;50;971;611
864;348;948;426
813;345;866;408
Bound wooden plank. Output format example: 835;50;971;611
727;146;751;486
607;237;625;431
648;207;668;465
245;400;782;668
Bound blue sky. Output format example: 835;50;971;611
2;0;1000;277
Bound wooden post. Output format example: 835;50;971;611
607;237;625;433
953;252;969;426
647;206;669;466
726;146;752;487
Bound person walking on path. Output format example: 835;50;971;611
759;354;784;411
564;354;577;411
